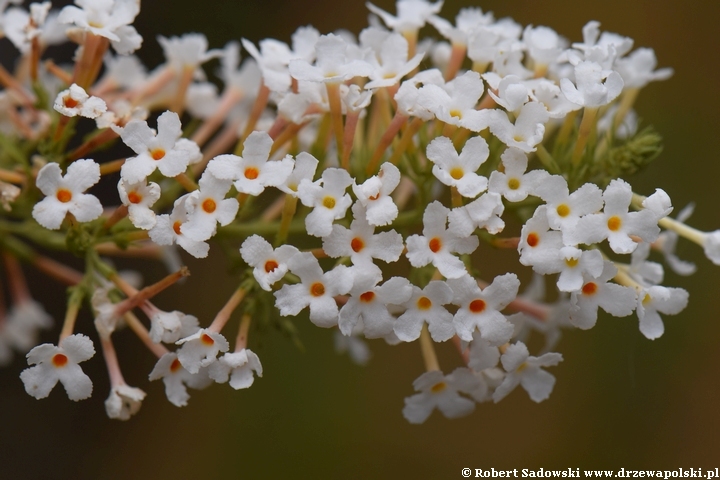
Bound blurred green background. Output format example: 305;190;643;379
2;0;720;478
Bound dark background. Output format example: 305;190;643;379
2;1;720;478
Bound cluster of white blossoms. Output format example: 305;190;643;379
0;0;718;424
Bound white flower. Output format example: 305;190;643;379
522;25;564;69
58;0;142;54
529;79;581;118
569;261;637;330
297;168;354;237
560;60;623;108
240;235;299;291
553;247;605;293
207;131;294;196
323;202;404;269
334;330;371;366
487;101;549;153
339;272;413;339
277;152;319;197
636;286;689;340
406;201;479;279
569;179;660;254
426;136;489;198
4;299;53;352
366;0;443;34
158;33;222;73
208;349;263;389
402;368;480;424
148;352;213;407
428;7;494;47
175;329;229;374
149;195;209;259
289;33;372;84
32;159;103;230
274;252;353;328
147;308;200;344
467;333;499;372
488;147;549;202
615;48;673;89
518;206;564;270
448;192;505;237
417;71;495;132
120;111;201;184
487;74;529;114
117;178;161;230
395;281;454;342
352;162;401;226
492;342;562;403
448;273;519;344
654;203;696;276
20;334;95;401
54;84;107;119
181;172;239;242
535;176;604;244
364;32;425;89
105;384;146;420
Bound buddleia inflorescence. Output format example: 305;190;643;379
0;0;715;423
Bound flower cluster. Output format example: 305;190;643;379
0;0;716;424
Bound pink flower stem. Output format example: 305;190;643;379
234;314;252;352
208;286;247;333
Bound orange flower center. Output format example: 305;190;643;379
565;257;579;268
417;296;432;310
310;282;325;297
556;204;570;217
244;167;259;180
449;167;464;180
264;260;279;273
52;353;68;367
172;221;183;235
170;358;182;372
63;96;79;109
322;196;336;209
201;333;215;346
127;191;142;204
350;237;364;253
359;291;375;303
430;382;447;393
429;237;442;253
582;282;598;295
56;189;72;203
151;149;166;161
526;232;539;247
607;215;622;232
202;198;217;213
469;299;486;313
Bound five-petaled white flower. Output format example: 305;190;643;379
209;349;263;390
120;111;201;184
175;328;229;374
33;159;103;230
240;235;300;291
402;368;481;424
207;131;294;196
54;84;107;119
148;352;213;407
297;168;354;238
426;136;489;198
274;252;353;328
406;201;479;279
492;341;563;403
20;333;95;401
